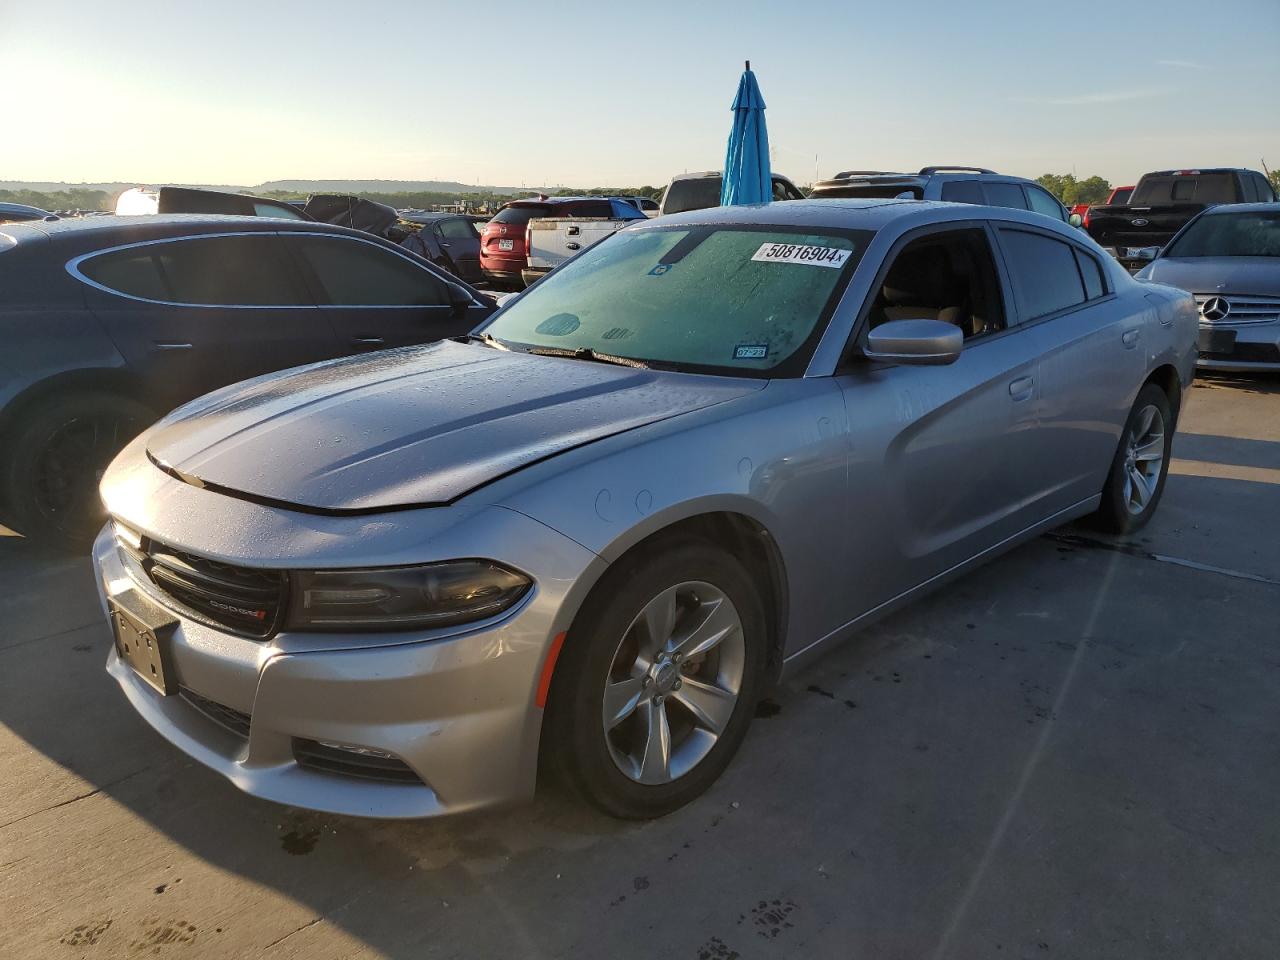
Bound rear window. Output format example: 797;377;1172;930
1110;187;1133;205
662;178;723;214
1131;174;1238;206
491;204;554;226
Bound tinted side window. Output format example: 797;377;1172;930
1027;186;1066;221
294;237;447;306
438;218;477;240
1257;174;1277;201
998;229;1086;320
984;182;1029;210
81;236;306;306
940;180;984;204
79;248;170;300
1074;248;1106;300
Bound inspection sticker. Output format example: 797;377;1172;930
751;242;850;268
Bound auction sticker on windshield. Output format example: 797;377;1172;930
751;242;851;268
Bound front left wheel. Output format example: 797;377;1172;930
542;538;768;819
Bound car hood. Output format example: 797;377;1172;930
1140;257;1280;296
145;340;761;513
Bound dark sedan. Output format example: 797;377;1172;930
0;214;495;541
398;212;487;283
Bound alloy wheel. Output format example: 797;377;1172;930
32;414;137;528
1121;403;1165;516
602;581;745;785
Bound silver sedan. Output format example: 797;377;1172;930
94;200;1198;820
1137;202;1280;371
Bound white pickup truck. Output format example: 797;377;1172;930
522;199;646;286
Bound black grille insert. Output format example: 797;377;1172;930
138;541;287;639
292;739;422;785
179;687;251;739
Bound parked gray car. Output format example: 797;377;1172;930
94;199;1197;820
1136;202;1280;371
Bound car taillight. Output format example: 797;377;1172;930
1082;207;1091;229
525;224;532;253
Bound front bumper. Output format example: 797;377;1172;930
94;506;601;818
1196;324;1280;372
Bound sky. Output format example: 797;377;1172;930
3;0;1279;189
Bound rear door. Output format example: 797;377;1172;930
994;225;1144;512
75;233;339;406
434;217;483;282
286;233;478;350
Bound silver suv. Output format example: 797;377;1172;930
809;166;1078;225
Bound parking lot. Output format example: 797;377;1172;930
0;374;1277;960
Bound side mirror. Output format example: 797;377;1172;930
864;319;963;366
1069;213;1084;228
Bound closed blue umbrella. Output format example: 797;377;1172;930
720;61;772;207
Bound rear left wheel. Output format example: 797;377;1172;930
542;538;767;819
1094;383;1173;535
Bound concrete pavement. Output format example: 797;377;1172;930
1;375;1277;960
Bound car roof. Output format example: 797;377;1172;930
1200;201;1280;215
632;197;1082;235
0;213;377;251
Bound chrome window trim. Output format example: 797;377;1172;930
66;230;483;310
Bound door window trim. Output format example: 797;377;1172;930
991;222;1118;328
66;231;315;309
837;219;1019;369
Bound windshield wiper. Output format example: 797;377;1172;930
455;332;515;352
525;346;650;370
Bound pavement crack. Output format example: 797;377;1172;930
264;916;323;950
0;766;152;831
1045;533;1279;587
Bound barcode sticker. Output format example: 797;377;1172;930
751;242;850;268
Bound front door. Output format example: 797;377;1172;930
833;225;1046;615
285;233;472;350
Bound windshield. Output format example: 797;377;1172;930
482;225;870;376
1164;211;1280;258
1131;174;1237;206
663;178;722;214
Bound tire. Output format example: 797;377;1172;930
542;537;768;819
1094;383;1173;535
0;391;155;546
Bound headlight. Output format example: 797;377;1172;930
287;560;531;631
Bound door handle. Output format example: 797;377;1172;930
152;341;193;351
351;337;385;346
1009;376;1035;401
1122;328;1140;348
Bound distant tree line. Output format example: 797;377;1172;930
1035;173;1112;206
1;188;112;212
5;184;665;214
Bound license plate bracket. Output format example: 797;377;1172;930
1198;329;1236;354
110;596;178;696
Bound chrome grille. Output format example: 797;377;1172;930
1195;294;1280;326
